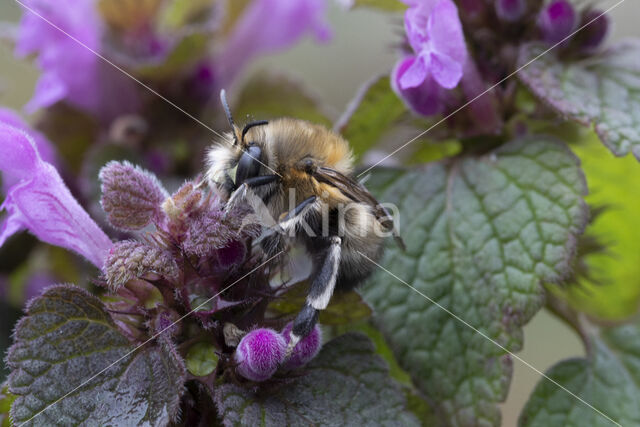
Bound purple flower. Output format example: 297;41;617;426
495;0;526;22
15;0;139;121
392;57;446;116
537;0;576;45
0;108;58;193
577;10;609;53
0;124;113;268
397;0;467;91
234;328;286;382
281;322;322;370
216;0;330;86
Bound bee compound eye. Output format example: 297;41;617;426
235;145;262;186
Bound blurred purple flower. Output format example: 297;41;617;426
234;328;286;382
24;272;56;301
0;108;58;193
577;10;609;53
537;0;576;45
0;124;113;268
15;0;139;121
397;0;467;90
217;0;331;86
495;0;526;22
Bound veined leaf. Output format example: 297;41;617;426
363;136;588;426
7;285;185;426
214;333;420;426
518;41;640;160
520;318;640;426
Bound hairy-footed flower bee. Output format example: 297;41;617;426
206;90;403;351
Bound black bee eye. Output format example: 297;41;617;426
235;144;262;187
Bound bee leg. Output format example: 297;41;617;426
287;236;341;356
243;175;280;188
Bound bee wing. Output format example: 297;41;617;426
313;167;405;250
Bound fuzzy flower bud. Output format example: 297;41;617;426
281;322;322;370
537;0;576;45
495;0;526;22
99;161;168;231
234;328;286;382
576;10;609;53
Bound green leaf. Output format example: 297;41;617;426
362;136;588;426
520;318;640;426
186;342;218;377
563;133;640;318
0;384;16;427
7;285;185;426
234;73;331;126
518;41;640;160
336;76;406;160
214;333;420;426
349;0;406;12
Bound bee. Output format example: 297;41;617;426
206;90;403;349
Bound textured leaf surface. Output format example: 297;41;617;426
99;160;168;231
104;240;179;290
519;41;640;160
7;285;185;426
520;319;640;426
215;333;419;426
335;76;406;159
362;137;588;426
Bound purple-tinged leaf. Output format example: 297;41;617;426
104;240;179;290
216;333;419;426
0;125;112;268
99;160;169;231
7;285;185;426
182;205;240;257
518;41;640;161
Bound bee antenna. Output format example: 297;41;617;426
220;89;238;145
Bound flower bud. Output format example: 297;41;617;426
537;0;576;45
495;0;526;23
234;328;286;382
576;10;609;53
281;322;322;370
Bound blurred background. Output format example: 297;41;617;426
1;0;639;424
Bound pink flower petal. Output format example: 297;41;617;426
429;51;463;89
0;125;112;268
398;55;428;89
428;0;467;65
217;0;330;86
393;57;444;117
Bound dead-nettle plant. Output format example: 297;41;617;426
3;0;640;426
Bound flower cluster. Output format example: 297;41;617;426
1;0;331;306
393;0;610;136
